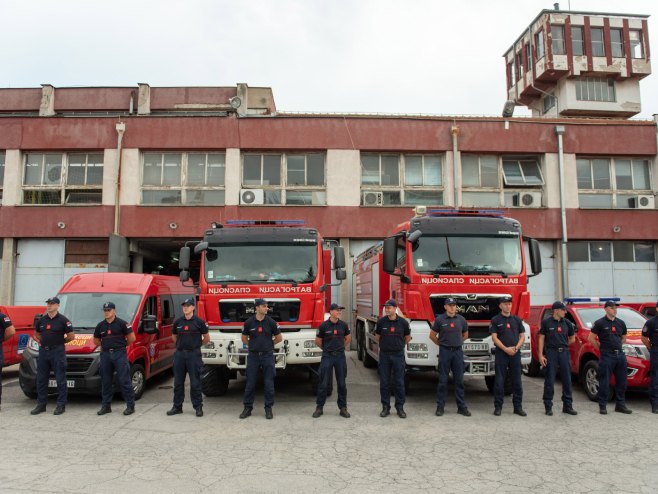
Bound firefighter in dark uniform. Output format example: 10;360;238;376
538;301;577;416
0;311;16;411
490;295;526;416
312;303;351;418
30;297;74;415
167;298;210;417
588;300;632;414
240;298;282;420
429;297;470;417
641;301;658;414
375;299;411;419
94;302;136;416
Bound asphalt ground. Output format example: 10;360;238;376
1;352;656;493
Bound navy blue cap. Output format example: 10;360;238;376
254;298;268;306
46;297;60;304
383;299;398;307
103;302;116;310
444;297;457;305
499;296;513;303
329;303;345;311
181;298;195;306
551;301;566;310
604;300;618;308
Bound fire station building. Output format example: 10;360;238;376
0;8;656;306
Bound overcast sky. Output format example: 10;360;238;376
1;0;657;118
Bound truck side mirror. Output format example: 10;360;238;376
194;241;208;254
335;269;346;281
407;230;422;244
141;315;158;335
333;246;346;269
529;238;542;276
179;246;190;270
180;270;190;282
382;236;397;274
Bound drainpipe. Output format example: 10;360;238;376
114;122;126;235
555;125;568;298
451;124;460;207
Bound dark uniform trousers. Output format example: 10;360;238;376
173;348;203;409
379;350;405;409
316;351;347;409
437;346;465;409
651;348;658;408
100;348;135;408
598;350;628;407
494;349;523;409
542;348;573;409
0;351;3;405
36;345;67;406
243;352;275;408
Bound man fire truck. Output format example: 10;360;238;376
353;207;542;392
179;220;346;396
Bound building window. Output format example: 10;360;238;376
591;27;605;57
568;241;656;263
571;26;585;56
629;30;643;58
65;240;108;264
361;153;443;206
462;155;543;208
508;61;516;85
610;28;624;57
23;152;103;205
525;43;532;71
0;151;5;202
551;25;566;55
242;152;325;205
575;77;615;102
543;94;556;113
142;152;225;205
535;30;545;60
577;157;652;209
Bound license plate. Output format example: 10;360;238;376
463;343;488;351
471;362;488;374
49;379;75;388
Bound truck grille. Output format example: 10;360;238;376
65;357;95;374
219;300;301;323
430;295;503;323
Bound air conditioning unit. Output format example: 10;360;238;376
362;191;384;207
512;191;542;208
628;194;655;209
239;188;265;205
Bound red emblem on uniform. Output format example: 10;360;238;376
46;324;51;330
506;323;511;329
108;330;112;335
258;326;263;333
184;325;189;331
450;323;454;328
333;329;338;335
557;327;562;333
612;327;616;333
390;327;394;332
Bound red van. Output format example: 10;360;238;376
1;305;44;367
19;273;194;399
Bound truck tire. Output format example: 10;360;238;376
580;360;614;402
363;348;377;369
485;374;513;395
130;363;146;400
201;365;230;397
526;357;541;377
356;327;364;362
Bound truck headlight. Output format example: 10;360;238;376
521;342;531;351
28;337;40;352
304;340;318;348
407;343;428;352
623;344;647;360
203;342;215;349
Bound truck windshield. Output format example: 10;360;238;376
204;242;318;284
575;308;647;329
412;235;522;276
57;293;142;333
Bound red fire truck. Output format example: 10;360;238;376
353;208;542;391
178;220;346;396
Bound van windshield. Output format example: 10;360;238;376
57;293;142;333
575;307;647;330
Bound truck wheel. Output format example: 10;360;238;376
362;334;377;369
580;360;614;402
485;374;512;395
526;357;541;378
356;328;364;362
201;365;230;397
130;363;146;400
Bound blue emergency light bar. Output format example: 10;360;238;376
564;297;621;305
426;208;505;218
225;219;305;227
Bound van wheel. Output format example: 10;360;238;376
485;374;512;395
130;363;146;400
526;357;541;377
201;365;230;397
580;360;614;402
362;334;377;369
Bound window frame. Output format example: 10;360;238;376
610;28;624;58
568;240;656;263
535;30;545;60
629;30;644;59
141;151;227;206
575;77;616;102
591;27;605;57
22;152;104;206
571;26;585;56
551;25;566;55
